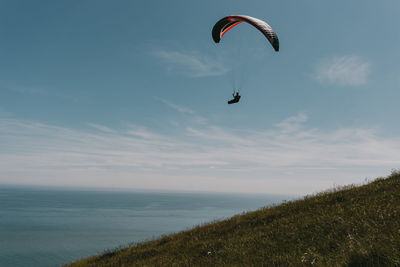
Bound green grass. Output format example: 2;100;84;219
67;172;400;266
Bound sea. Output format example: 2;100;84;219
0;185;292;267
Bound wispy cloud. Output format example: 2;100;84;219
4;84;48;95
153;50;229;77
275;113;308;133
314;55;370;86
155;97;194;114
0;108;13;118
0;115;398;194
87;123;116;134
2;83;79;102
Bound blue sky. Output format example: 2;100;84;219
1;0;400;195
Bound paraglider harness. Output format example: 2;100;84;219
228;90;241;104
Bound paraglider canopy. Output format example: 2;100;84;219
212;15;279;52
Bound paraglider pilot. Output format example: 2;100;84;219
228;91;241;104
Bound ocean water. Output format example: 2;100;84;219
0;186;291;267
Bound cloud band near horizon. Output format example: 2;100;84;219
1;112;398;195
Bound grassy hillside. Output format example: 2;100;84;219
67;172;400;266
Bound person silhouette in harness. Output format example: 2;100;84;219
228;91;241;104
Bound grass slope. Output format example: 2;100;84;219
67;173;400;266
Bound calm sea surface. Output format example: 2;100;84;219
0;185;291;267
